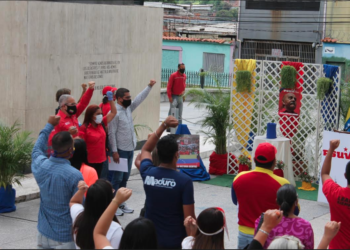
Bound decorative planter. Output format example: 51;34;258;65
273;169;284;178
0;185;16;213
238;164;250;173
209;152;228;176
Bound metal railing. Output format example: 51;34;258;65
161;68;232;89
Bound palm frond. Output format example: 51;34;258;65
0;121;34;188
186;76;232;155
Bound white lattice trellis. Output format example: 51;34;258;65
228;60;341;180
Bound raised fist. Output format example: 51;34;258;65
164;116;179;128
329;140;340;151
88;81;95;90
48;116;61;127
149;80;157;87
107;91;114;101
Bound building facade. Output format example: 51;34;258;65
162;37;235;73
237;0;325;63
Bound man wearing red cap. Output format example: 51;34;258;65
99;86;118;117
231;143;290;249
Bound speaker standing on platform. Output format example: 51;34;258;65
167;63;186;124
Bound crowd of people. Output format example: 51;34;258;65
30;80;350;249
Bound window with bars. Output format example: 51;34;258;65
241;40;316;64
246;0;320;11
203;53;225;73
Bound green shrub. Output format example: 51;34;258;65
316;77;333;100
236;70;252;93
281;66;297;89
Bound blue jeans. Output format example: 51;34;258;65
111;149;134;191
37;232;75;249
238;231;254;249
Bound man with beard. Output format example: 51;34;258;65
280;92;297;114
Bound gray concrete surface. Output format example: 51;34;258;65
1;169;330;249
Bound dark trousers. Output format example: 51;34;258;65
89;162;103;179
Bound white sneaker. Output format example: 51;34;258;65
119;203;134;214
115;208;124;216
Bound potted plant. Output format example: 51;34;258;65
274;160;285;177
238;155;251;173
186;76;233;175
298;171;316;191
0;121;34;213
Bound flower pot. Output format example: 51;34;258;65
238;164;250;173
209;152;228;176
273;169;284;178
0;185;16;213
302;181;312;189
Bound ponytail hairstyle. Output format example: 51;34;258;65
102;95;109;104
277;184;298;217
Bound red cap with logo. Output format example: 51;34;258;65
102;86;118;96
254;143;277;163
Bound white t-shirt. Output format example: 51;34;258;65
182;236;195;249
70;204;123;249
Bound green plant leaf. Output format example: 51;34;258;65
281;66;297;89
317;77;333;100
0;121;34;187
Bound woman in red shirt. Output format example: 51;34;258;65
79;91;117;178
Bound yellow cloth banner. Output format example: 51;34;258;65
298;181;316;191
232;59;257;156
346;108;350;122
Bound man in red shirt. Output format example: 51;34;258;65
232;143;290;249
167;63;186;124
48;81;95;148
321;139;350;249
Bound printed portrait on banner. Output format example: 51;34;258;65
278;89;302;117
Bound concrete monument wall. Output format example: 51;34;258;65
0;1;163;140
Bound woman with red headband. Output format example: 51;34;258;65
79;91;117;178
183;207;227;249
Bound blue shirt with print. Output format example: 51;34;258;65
140;159;195;249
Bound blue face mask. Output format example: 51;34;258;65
51;147;75;159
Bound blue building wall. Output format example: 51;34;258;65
162;40;234;73
322;43;350;84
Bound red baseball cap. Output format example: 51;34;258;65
102;86;118;96
254;143;277;163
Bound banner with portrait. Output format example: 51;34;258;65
278;89;302;117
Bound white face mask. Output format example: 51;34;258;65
95;114;103;124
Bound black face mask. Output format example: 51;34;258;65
122;99;132;108
66;105;77;115
179;69;185;74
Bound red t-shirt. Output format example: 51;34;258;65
232;167;290;235
48;88;94;146
167;71;186;99
78;116;108;164
99;102;111;117
323;179;350;249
